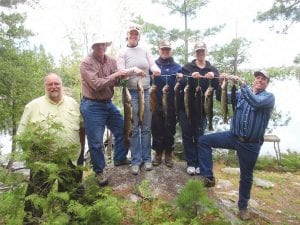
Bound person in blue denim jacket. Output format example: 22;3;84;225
197;71;275;220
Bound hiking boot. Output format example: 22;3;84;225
164;151;174;167
238;208;251;220
152;151;162;166
96;172;108;186
114;158;131;166
144;162;153;171
186;166;196;175
199;176;215;187
131;165;140;175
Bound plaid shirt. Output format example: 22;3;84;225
230;85;275;140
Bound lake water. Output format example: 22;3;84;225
1;77;299;157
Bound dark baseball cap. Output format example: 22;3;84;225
254;70;270;80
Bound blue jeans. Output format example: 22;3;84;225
129;89;151;166
80;99;128;173
197;131;260;209
178;110;206;167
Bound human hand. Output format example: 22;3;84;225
152;70;161;77
228;75;245;86
117;69;129;79
205;72;214;80
134;68;146;77
219;73;229;80
191;72;201;79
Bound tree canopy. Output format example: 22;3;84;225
256;0;300;33
134;0;224;64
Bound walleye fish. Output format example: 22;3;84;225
194;84;203;123
162;84;169;125
231;83;237;113
122;86;133;149
149;84;157;112
174;81;181;117
221;79;228;123
184;83;191;120
137;78;145;126
204;84;214;131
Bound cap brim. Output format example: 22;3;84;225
92;42;112;47
254;71;269;79
195;48;206;51
128;29;140;34
159;46;171;49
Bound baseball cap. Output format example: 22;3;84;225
254;70;270;80
127;26;140;34
194;41;207;52
159;40;171;49
91;34;112;48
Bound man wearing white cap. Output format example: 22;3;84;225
80;35;131;186
197;71;275;220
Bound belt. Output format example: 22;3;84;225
235;135;262;144
83;96;111;104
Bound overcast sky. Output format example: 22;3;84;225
18;0;300;69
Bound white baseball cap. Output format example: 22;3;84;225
91;34;112;48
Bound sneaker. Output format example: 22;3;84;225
200;176;215;187
238;208;251;220
96;172;108;186
164;151;174;167
144;162;153;171
152;151;162;166
114;158;131;166
195;167;200;174
131;165;140;175
186;166;196;175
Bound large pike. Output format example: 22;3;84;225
137;78;145;126
149;84;157;112
204;84;214;131
184;83;191;120
162;84;169;126
221;79;228;123
194;84;203;123
122;86;133;149
174;81;181;117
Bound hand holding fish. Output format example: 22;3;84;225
192;72;202;79
133;67;146;77
205;72;214;80
220;73;229;80
152;70;161;77
116;69;130;79
228;75;246;86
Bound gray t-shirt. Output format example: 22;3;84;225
116;45;160;90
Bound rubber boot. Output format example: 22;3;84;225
164;151;174;167
152;150;163;166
